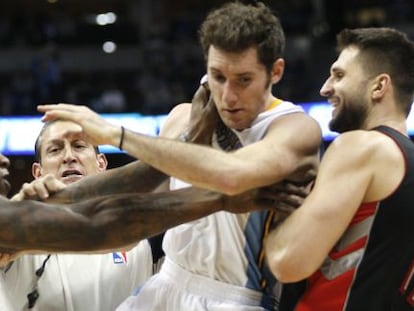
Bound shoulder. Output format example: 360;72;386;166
164;103;191;125
329;129;397;155
267;112;322;149
322;129;403;172
326;128;406;201
168;103;191;116
269;112;321;135
159;103;191;138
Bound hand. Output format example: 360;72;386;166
259;180;313;225
186;83;218;145
0;251;21;268
260;180;312;213
37;103;119;147
0;253;13;267
11;174;67;201
222;189;262;214
222;180;313;215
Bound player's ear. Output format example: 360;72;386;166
270;58;285;85
372;74;390;100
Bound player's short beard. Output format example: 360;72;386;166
329;102;368;133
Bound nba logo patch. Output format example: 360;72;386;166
112;252;127;264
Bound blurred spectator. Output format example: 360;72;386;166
9;70;34;115
95;80;126;113
31;43;62;106
134;69;173;115
0;0;412;117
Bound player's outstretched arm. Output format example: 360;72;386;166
0;188;223;253
49;161;168;204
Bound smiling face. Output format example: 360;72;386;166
0;153;11;196
207;45;283;131
320;46;373;133
32;120;107;184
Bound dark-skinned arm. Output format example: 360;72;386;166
49;160;168;204
0;180;308;254
0;188;225;252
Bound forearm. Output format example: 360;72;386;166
0;188;224;252
265;207;325;283
0;199;97;252
120;129;319;195
49;160;168;204
81;187;224;250
121;129;242;193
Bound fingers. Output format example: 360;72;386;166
273;192;304;209
10;192;24;202
206;93;217;112
0;251;22;267
255;185;306;213
13;175;66;201
23;181;51;200
37;103;114;146
0;253;13;267
37;103;89;113
187;82;217;145
10;183;42;202
37;103;90;122
191;84;210;108
200;74;209;88
266;181;309;197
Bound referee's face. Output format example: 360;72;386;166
32;120;107;184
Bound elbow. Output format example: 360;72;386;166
214;173;248;196
217;182;244;196
268;263;305;283
267;251;313;283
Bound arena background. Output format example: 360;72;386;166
1;0;413;195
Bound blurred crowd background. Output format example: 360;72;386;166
1;0;414;194
0;0;413;117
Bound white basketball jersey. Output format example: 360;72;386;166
165;100;303;297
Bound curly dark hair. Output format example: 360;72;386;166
199;1;285;73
